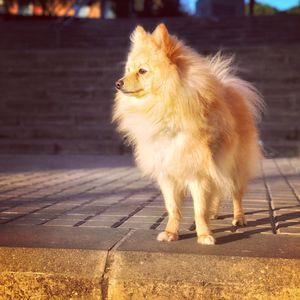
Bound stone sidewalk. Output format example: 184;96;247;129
0;155;299;235
0;155;299;299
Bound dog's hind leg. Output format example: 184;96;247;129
157;177;184;242
189;179;215;245
232;187;247;226
209;192;220;220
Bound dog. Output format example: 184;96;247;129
113;24;264;245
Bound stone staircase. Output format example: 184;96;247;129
0;15;299;156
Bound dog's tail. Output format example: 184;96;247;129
208;52;265;122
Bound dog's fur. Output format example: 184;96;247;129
113;24;264;245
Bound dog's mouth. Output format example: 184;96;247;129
118;88;144;95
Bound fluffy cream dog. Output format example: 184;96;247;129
113;24;264;245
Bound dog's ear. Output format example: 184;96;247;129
130;25;147;43
152;24;170;49
153;24;181;63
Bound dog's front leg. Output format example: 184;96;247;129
157;177;184;242
189;179;215;245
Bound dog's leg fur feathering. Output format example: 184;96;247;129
189;179;216;245
156;177;184;242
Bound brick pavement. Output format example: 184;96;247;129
0;155;299;236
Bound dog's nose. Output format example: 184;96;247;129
115;79;124;90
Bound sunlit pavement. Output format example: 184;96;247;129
0;155;299;235
0;155;299;299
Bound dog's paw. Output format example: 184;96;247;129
157;231;178;242
232;215;247;226
210;214;219;220
197;235;215;245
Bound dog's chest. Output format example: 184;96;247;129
137;129;187;176
125;114;190;174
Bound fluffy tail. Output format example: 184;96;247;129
207;52;265;122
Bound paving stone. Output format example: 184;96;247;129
88;215;121;222
43;219;80;227
80;220;115;228
241;214;271;222
67;206;107;215
116;229;300;258
0;212;25;218
0;219;9;224
101;208;136;216
88;199;119;205
280;228;300;235
38;207;71;214
134;208;166;216
8;218;45;226
0;225;128;250
54;215;86;221
119;221;155;230
278;221;300;229
125;216;161;223
274;206;300;212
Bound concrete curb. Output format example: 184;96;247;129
1;248;299;300
0;247;107;299
0;227;300;299
107;251;300;300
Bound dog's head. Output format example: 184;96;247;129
115;24;181;98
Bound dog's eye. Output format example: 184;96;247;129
138;68;147;75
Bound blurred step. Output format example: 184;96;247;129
0;16;299;156
0;139;122;155
263;140;300;158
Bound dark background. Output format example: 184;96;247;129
0;0;299;157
